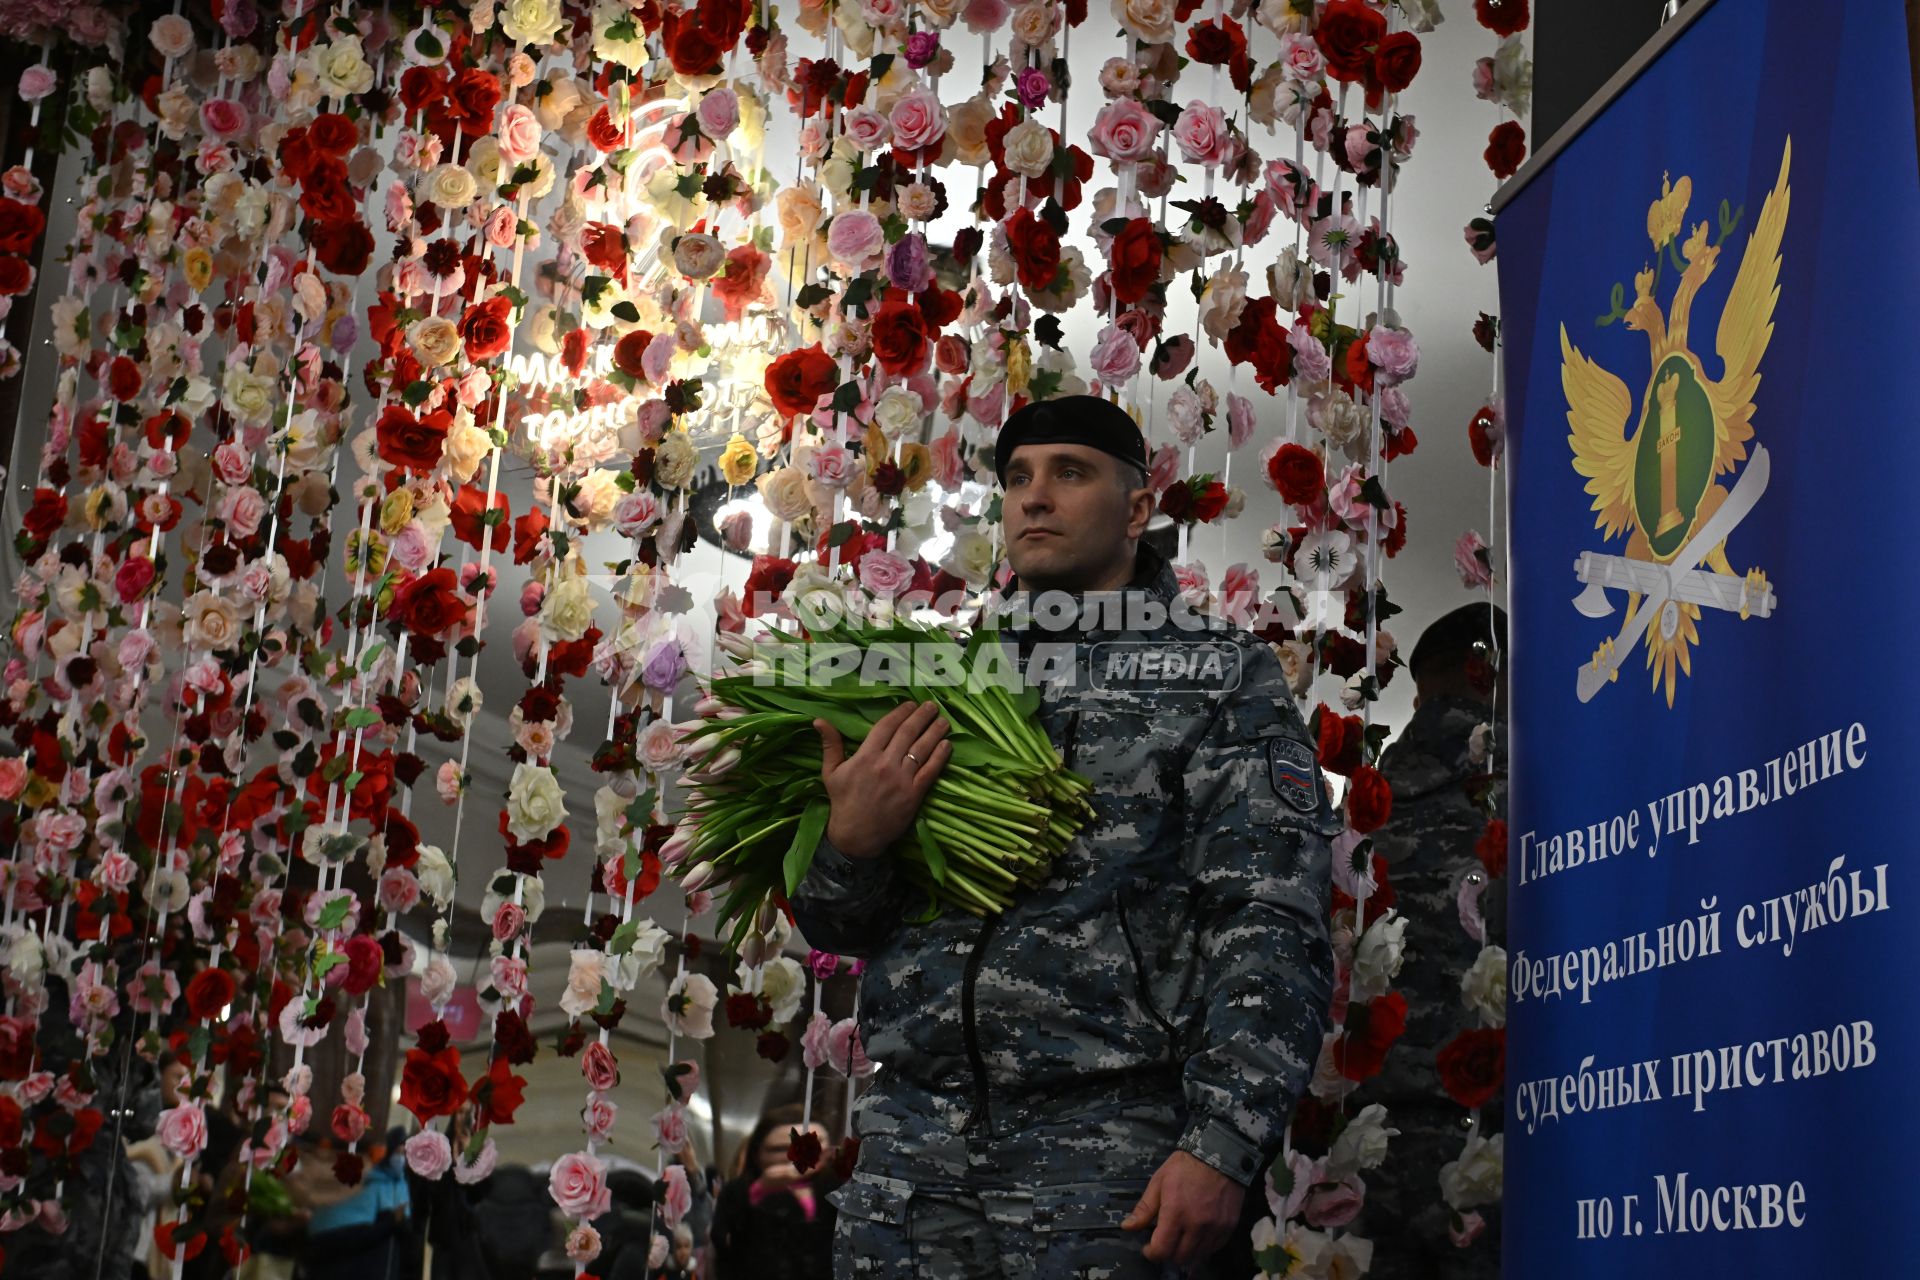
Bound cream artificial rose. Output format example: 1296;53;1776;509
409;316;462;367
1112;0;1174;44
559;948;607;1019
505;762;568;842
673;233;725;279
653;431;699;489
1349;909;1407;1002
221;366;276;423
1325;1103;1397;1180
1199;267;1249;343
500;0;566;45
466;137;504;190
183;591;241;651
424;162;479;209
442;421;494;482
415;845;454;908
1000;119;1054;179
540;575;596;642
1439;1133;1504;1211
573;468;624;531
149;14;195;60
757;466;811;522
872;387;922;441
314;36;376;97
946;98;994;167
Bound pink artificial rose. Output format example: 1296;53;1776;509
1454;529;1494;591
1288;323;1333;386
1088;325;1141;387
698;88;740;139
809;444;855;489
583;1095;618;1142
660;1164;692;1227
827;210;885;269
1451;1210;1488;1247
1148;445;1179;492
113;557;155;605
519;580;545;617
652;1102;688;1152
888;87;946;152
857;549;915;599
642;333;679;385
157;1102;209;1160
491;955;528;1002
1172;102;1232;168
549;1151;612;1220
406;1129;452;1179
1367;325;1420;385
1219;564;1259;626
1;756;35;801
485;204;517;249
801;1011;833;1071
1280;32;1325;82
497;104;542;164
1304;1173;1365;1228
581;1041;620;1092
1226;393;1256;450
17;65;56;102
1089;99;1161;164
378;865;421;915
492;901;526;943
455;1137;499;1185
200;99;248;141
332;1103;369;1145
825;1018;873;1077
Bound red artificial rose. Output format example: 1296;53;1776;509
917;284;964;330
1345;764;1392;833
1315;705;1364;776
1334;991;1407;1081
1192;481;1229;523
0;198;45;255
108;355;142;402
1476;818;1508;877
661;9;725;76
1373;31;1423;93
869;299;930;375
560;325;589;376
376;405;450;472
744;555;797;610
764;344;838;418
788;1127;824;1175
460;295;513;362
398;65;446;115
478;1057;526;1125
512;505;550;566
712;244;771;320
613;329;654;379
494;1009;537;1065
311;219;375;276
278;126;315;183
392;566;464;638
184;967;236;1022
1437;1027;1507;1108
1108;218;1163;305
0;255;34;295
398;1044;468;1121
1316;0;1388;83
581;221;627;273
450;484;510;553
1004;207;1062;293
22;487;66;541
299;157;357;225
1484;120;1527;180
307;112;358;156
0;1094;21;1147
1267;442;1325;506
338;934;384;996
443;68;503;136
1224;297;1293;393
1474;0;1529;36
585;105;626;153
1469;406;1499;466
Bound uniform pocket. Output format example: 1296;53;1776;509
830;1171;915;1225
1031;1180;1151;1232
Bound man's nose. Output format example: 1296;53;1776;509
1020;477;1054;512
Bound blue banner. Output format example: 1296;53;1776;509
1496;0;1919;1272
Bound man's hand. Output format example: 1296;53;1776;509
816;700;951;859
1122;1150;1247;1270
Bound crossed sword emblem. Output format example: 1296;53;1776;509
1573;445;1778;703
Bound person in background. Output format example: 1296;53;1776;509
408;1106;494;1280
301;1128;416;1280
592;1167;656;1279
1353;604;1508;1280
707;1105;835;1280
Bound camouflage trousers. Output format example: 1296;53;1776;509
831;1090;1184;1280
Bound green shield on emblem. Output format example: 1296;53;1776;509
1632;352;1716;560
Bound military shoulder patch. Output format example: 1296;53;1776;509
1266;736;1319;814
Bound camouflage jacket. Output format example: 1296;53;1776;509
1366;693;1507;1105
791;543;1336;1186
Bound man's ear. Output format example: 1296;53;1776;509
1128;478;1154;538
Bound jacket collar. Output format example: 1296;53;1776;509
995;540;1180;644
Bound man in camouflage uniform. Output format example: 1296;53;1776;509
1355;606;1507;1280
792;397;1336;1278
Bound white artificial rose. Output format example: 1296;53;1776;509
424;162;478;209
221;366;277;424
415;845;454;908
505;762;568;842
661;972;719;1039
618;921;672;983
1001;119;1054;179
872;387;922;442
945;529;996;589
1349;908;1407;1003
314;36;376;97
1325;1102;1398;1179
754;956;806;1024
573;468;624;531
782;563;850;629
1439;1132;1504;1211
757;466;812;522
500;0;566;45
1112;0;1174;44
1460;944;1508;1029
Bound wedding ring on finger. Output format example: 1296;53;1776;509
906;751;921;765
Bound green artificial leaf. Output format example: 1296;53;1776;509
315;896;354;932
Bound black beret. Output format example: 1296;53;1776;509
993;394;1149;484
1409;603;1509;682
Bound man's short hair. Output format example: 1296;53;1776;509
1408;603;1508;685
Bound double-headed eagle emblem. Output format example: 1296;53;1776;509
1560;138;1791;706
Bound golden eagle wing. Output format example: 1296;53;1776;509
1710;138;1791;474
1561;323;1637;540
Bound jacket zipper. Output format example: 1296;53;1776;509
960;913;998;1136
